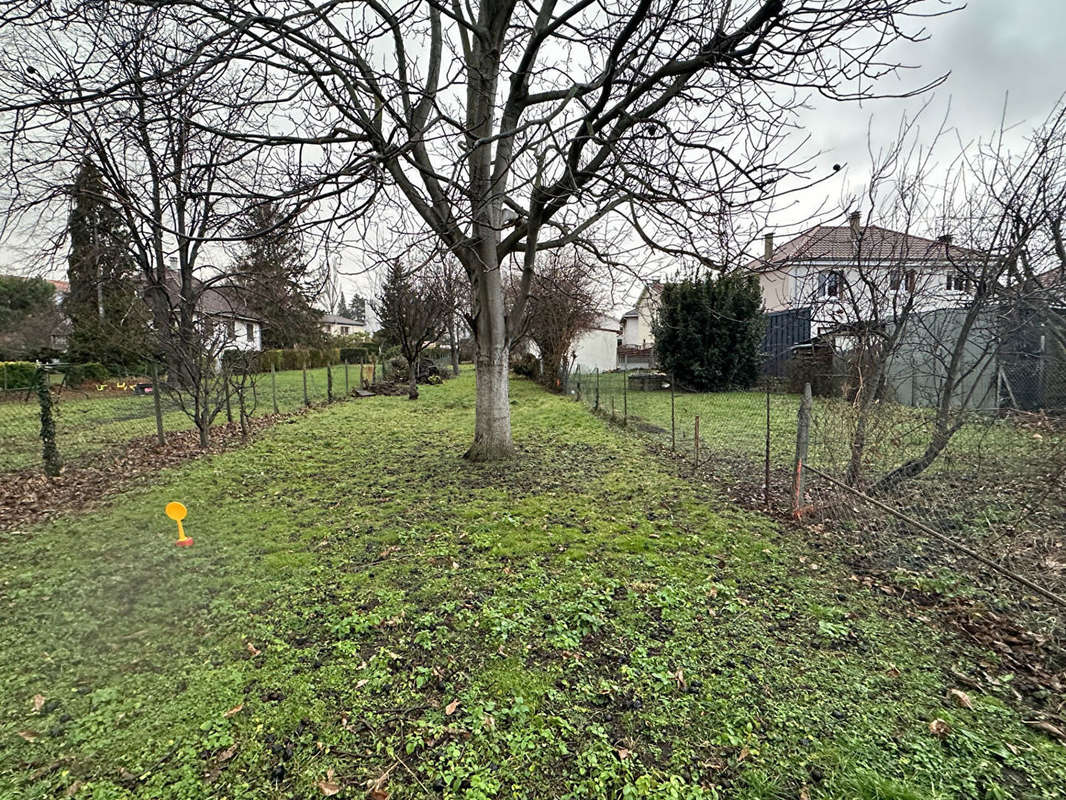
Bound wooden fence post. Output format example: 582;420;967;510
670;373;676;451
622;367;628;426
270;364;279;415
791;382;813;517
344;362;350;396
327;362;334;403
151;362;165;446
693;415;700;469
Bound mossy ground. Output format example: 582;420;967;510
2;374;1064;799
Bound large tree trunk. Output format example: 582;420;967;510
466;264;514;461
467;346;513;460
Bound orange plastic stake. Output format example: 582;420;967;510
166;502;193;547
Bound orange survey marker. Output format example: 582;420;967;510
165;502;193;547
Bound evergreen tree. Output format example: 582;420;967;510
233;202;325;349
652;271;765;391
65;159;147;367
337;291;349;318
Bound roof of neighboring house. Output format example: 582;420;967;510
753;224;984;270
152;271;260;322
47;279;69;293
621;308;639;319
321;313;363;326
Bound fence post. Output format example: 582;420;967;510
302;360;310;407
36;367;61;477
225;384;233;423
344;362;350;396
670;373;676;451
327;361;334;403
791;382;813;517
764;385;772;508
610;395;615;420
372;356;377;384
694;415;700;469
595;368;600;411
622;366;628;426
151;362;165;446
270;364;279;415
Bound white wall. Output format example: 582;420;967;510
572;326;618;373
765;262;976;333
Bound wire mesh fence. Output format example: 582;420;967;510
0;358;384;479
568;363;1066;620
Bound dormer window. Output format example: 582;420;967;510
818;270;845;298
946;272;970;292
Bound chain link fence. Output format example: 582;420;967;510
0;358;386;479
568;363;1066;624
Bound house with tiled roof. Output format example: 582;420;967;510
753;212;986;336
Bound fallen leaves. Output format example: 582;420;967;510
444;699;460;716
245;642;262;657
1025;720;1066;743
223;703;244;718
18;730;38;742
32;694;45;713
317;768;342;796
948;689;973;709
928;719;951;738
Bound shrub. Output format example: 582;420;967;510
0;361;36;390
512;353;541;379
653;271;764;391
339;347;371;364
64;362;111;387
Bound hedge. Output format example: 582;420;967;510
258;348;341;372
64;362;111;387
0;361;36;390
339;347;372;364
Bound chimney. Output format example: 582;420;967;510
937;233;953;245
849;211;861;237
763;232;774;262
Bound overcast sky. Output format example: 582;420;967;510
784;0;1066;226
5;1;1064;321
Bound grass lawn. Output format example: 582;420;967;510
578;371;1062;478
0;365;373;474
2;373;1064;799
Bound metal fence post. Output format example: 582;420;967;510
36;367;61;477
791;382;813;517
271;364;279;415
151;362;165;446
344;362;350;396
623;366;628;426
670;373;676;451
595;368;600;411
764;384;771;508
302;360;310;407
694;415;700;469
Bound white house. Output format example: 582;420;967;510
571;316;620;374
154;272;262;352
320;313;366;337
619;282;662;347
754;213;985;337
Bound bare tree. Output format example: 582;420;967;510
781;104;1066;490
375;260;449;400
0;0;950;459
510;247;604;391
